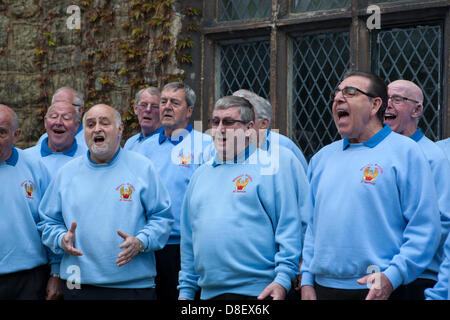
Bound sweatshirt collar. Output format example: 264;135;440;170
343;125;392;150
138;126;163;142
212;142;256;167
159;123;193;146
4;147;19;166
409;128;424;142
87;147;121;166
41;137;78;157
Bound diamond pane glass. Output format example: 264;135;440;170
292;32;350;159
219;39;270;99
219;0;271;21
373;25;442;140
293;0;350;12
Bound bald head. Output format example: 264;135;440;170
0;104;21;162
83;104;123;164
388;80;424;104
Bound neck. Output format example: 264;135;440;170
47;138;74;153
348;121;383;144
89;145;119;164
142;125;160;138
164;123;189;137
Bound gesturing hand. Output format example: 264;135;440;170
61;221;83;256
357;272;393;300
116;230;142;267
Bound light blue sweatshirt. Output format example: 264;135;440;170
141;124;213;244
425;235;450;300
265;130;308;174
178;143;304;300
410;129;450;281
301;125;440;290
24;137;86;179
38;148;173;288
123;127;164;152
0;147;59;274
436;137;450;161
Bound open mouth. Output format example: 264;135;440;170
336;109;349;119
384;113;397;121
52;128;66;135
93;136;105;144
143;116;152;121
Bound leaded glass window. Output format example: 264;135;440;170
293;0;350;12
373;24;443;140
291;31;350;159
219;0;271;21
219;39;271;99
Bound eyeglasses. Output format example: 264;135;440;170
332;86;377;100
388;95;419;105
137;103;159;111
209;118;249;128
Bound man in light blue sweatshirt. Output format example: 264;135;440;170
301;71;440;300
24;101;86;178
0;104;59;300
425;234;450;300
123;86;163;152
385;79;450;299
37;87;86;150
141;82;213;300
233;89;308;173
38;104;173;300
178;96;304;300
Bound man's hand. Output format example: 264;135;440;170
301;285;317;300
357;272;393;300
116;230;142;267
61;222;83;256
257;282;286;300
45;276;63;300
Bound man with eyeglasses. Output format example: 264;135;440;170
124;87;163;152
178;95;303;300
384;79;450;299
300;71;440;300
36;87;87;149
140;82;213;300
0;104;58;300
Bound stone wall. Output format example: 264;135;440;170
0;0;200;148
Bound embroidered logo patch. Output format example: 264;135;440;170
360;164;383;185
116;183;135;202
233;174;252;193
178;152;193;167
21;180;35;199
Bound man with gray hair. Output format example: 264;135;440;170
124;87;163;152
36;87;86;149
38;104;173;300
0;104;60;300
141;82;213;300
25;101;87;178
178;96;304;300
233;89;308;173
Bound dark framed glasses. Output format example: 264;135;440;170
332;86;377;100
388;95;419;105
209;118;250;128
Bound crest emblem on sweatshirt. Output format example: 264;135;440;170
360;164;383;185
21;180;35;199
233;174;252;193
178;152;193;167
116;183;135;202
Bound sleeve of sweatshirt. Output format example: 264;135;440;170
300;159;316;287
425;236;450;300
37;172;68;256
177;173;201;300
383;146;441;290
270;153;304;291
135;161;173;252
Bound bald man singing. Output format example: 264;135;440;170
385;80;450;299
38;104;173;300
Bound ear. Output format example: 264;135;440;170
186;105;194;119
245;121;255;138
371;97;383;117
259;118;269;129
118;122;124;137
13;128;21;144
411;103;423;119
133;104;139;115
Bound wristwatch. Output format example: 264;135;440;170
51;273;60;278
138;240;145;253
